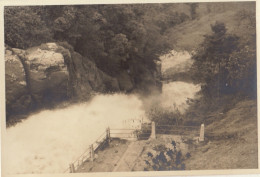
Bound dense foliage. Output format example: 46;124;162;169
148;106;182;125
191;18;256;99
4;3;256;126
4;4;192;93
4;7;52;48
144;141;188;171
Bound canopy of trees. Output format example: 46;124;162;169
4;4;192;93
191;19;256;99
5;3;256;97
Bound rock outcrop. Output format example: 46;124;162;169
26;43;69;108
65;49;120;100
5;43;120;122
5;49;29;117
116;70;134;92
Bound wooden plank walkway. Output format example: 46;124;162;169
112;141;145;172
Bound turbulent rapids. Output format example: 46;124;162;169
4;94;146;174
161;81;201;113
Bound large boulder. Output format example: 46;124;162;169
5;49;30;118
63;46;120;100
116;70;134;92
5;43;70;120
5;42;120;121
25;43;69;107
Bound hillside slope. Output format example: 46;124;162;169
166;3;255;51
185;99;257;169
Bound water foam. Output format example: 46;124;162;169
4;94;146;174
161;81;201;113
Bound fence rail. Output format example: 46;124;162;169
65;121;205;173
65;125;144;173
155;124;200;136
156;124;200;128
64;128;110;173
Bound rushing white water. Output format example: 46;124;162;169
159;50;200;113
3;50;200;174
161;81;201;113
160;50;193;74
4;94;146;174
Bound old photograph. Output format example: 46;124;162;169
1;1;258;176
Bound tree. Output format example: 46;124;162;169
191;21;256;98
4;4;189;93
189;3;198;20
4;6;52;49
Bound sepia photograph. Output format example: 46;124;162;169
1;0;258;176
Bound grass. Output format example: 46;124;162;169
185;99;258;169
165;10;240;51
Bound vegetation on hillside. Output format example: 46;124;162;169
145;2;256;126
144;141;187;171
191;18;256;99
4;4;193;93
5;2;255;96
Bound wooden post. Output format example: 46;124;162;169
150;121;156;139
106;127;111;144
69;163;75;173
199;123;205;142
90;144;94;162
69;164;72;173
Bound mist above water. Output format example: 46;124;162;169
159;50;200;113
4;94;146;174
160;50;193;74
161;81;201;113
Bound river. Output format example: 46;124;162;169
3;50;200;174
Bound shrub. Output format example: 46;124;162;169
144;141;189;171
147;106;183;126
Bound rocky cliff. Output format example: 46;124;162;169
5;43;119;123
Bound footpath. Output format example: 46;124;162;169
113;140;145;172
75;139;145;172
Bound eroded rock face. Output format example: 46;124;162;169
116;70;134;92
25;43;69;107
5;43;120;122
5;43;70;121
5;49;30;117
66;51;120;100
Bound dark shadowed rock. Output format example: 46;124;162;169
5;49;30;118
5;43;120;122
25;43;69;107
116;71;133;92
64;47;120;100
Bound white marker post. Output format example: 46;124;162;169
199;123;205;142
150;121;156;139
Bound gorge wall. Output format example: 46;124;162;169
5;43;122;123
5;42;162;123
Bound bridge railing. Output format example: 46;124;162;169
64;128;110;173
